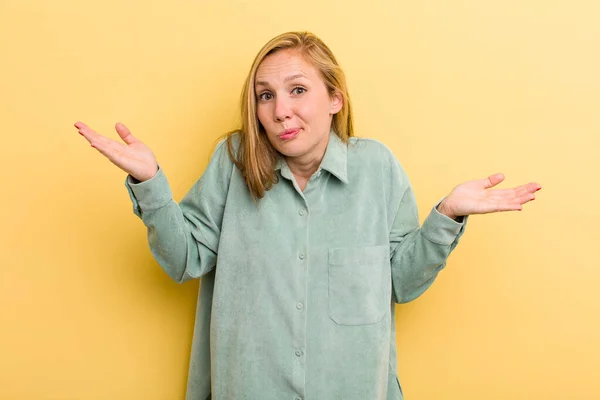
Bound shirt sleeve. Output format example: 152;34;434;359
125;139;233;283
384;152;467;304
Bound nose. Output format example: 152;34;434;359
274;97;291;122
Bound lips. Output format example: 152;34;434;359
279;128;300;141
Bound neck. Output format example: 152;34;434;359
287;157;321;182
286;136;329;182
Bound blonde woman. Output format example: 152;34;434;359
75;31;541;400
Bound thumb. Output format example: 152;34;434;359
115;123;136;145
483;173;505;189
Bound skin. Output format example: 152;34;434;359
254;49;342;190
74;49;541;218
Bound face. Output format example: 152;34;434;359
255;49;342;165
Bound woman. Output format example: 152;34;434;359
75;31;540;400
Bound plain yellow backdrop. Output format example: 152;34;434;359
1;0;599;399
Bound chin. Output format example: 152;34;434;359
267;134;303;156
275;143;307;158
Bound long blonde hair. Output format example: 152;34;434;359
226;31;354;199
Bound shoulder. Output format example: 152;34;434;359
347;136;404;173
209;131;241;167
346;136;412;195
196;131;241;192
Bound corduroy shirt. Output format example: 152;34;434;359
126;132;467;400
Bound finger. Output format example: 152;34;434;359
115;122;136;145
483;182;541;212
490;195;529;211
529;182;542;192
91;134;118;151
506;190;537;207
501;188;534;203
483;173;505;189
74;121;94;142
497;203;523;212
512;182;543;198
74;121;105;145
485;188;532;208
491;181;541;197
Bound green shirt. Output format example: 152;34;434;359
126;131;467;400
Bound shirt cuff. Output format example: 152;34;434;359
420;199;467;245
124;166;173;217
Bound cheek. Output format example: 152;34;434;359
300;103;327;125
305;93;330;120
256;105;270;127
294;102;314;120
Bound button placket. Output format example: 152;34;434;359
292;199;308;400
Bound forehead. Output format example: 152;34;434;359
255;49;320;83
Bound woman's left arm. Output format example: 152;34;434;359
388;170;541;304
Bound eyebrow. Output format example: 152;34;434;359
255;73;307;88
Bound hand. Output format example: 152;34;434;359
437;173;542;219
75;121;159;182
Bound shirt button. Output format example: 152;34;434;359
298;253;306;260
296;302;304;310
295;350;302;357
299;209;306;216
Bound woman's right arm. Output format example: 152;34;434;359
75;121;231;283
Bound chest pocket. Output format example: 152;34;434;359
328;245;391;325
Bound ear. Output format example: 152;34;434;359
329;91;343;115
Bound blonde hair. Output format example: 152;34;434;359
226;31;354;199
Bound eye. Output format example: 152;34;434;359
258;92;273;101
291;86;306;95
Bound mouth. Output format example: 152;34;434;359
279;128;301;141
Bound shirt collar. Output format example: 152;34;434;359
274;130;348;184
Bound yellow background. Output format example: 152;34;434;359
1;0;598;399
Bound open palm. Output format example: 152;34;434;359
438;173;542;219
75;121;158;182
